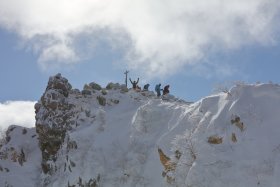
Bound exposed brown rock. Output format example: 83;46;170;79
208;135;223;144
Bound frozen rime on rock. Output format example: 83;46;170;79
1;74;280;187
33;74;144;186
35;73;75;175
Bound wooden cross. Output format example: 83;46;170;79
124;70;129;88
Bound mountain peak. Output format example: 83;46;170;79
1;74;280;186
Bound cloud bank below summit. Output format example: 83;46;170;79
0;0;280;77
0;101;36;132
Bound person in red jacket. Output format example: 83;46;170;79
163;85;170;95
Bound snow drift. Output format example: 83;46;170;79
1;74;280;187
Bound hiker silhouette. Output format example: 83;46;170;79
155;84;163;97
129;78;139;89
143;84;150;91
163;85;170;95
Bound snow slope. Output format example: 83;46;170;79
165;83;280;186
0;126;41;187
1;74;280;187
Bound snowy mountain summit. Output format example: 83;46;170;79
1;74;280;187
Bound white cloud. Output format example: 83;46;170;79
0;0;279;77
38;42;79;70
0;101;36;132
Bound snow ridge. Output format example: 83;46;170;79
1;74;280;187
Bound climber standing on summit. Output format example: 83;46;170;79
155;83;162;97
129;78;139;89
143;84;150;91
163;85;170;95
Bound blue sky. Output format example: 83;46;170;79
1;27;280;102
0;0;280;129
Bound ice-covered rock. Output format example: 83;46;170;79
1;74;280;187
35;73;75;175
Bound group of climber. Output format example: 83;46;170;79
155;83;169;97
129;78;170;97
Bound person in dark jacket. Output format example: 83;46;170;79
143;84;150;91
129;78;139;89
155;84;162;97
163;85;170;95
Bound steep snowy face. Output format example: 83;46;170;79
162;84;280;186
2;74;280;187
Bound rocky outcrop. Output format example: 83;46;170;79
32;73;157;185
34;74;125;177
35;73;75;174
89;82;102;91
106;82;128;92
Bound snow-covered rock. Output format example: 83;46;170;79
0;125;41;187
159;83;280;186
1;74;280;187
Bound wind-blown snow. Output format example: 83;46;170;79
1;82;280;186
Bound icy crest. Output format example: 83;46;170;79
1;75;280;187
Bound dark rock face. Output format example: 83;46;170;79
46;73;72;97
35;73;75;174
